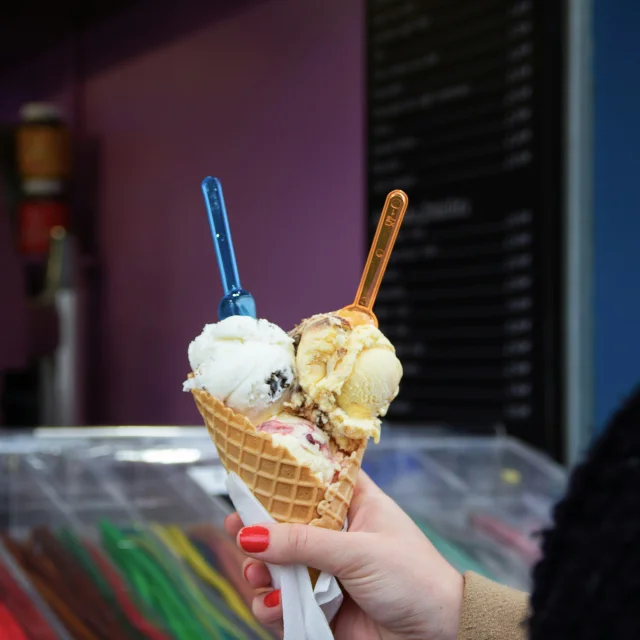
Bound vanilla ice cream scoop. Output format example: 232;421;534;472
290;313;402;442
183;316;296;423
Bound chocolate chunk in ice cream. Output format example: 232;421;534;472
266;369;292;398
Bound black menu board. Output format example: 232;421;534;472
367;0;566;460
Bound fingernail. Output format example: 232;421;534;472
239;526;269;553
243;563;252;582
264;590;280;608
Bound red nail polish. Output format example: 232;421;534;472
264;590;280;608
243;563;252;582
239;526;269;553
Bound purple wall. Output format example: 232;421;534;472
2;0;365;425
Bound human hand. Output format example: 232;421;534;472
225;471;463;640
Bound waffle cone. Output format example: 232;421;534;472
190;386;365;531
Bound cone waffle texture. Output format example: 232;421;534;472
190;386;365;531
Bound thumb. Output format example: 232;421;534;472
236;523;373;578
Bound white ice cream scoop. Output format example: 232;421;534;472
184;316;296;423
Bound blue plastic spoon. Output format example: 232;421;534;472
201;176;257;320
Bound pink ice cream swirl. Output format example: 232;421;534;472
257;417;333;461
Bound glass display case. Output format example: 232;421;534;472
0;427;567;637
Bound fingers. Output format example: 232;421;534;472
237;544;283;632
240;553;283;633
236;523;372;578
252;590;283;631
224;512;243;538
242;558;272;590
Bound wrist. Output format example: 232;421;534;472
438;568;464;640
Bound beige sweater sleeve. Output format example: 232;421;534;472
456;572;529;640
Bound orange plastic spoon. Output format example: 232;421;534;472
338;189;409;327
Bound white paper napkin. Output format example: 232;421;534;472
226;472;342;640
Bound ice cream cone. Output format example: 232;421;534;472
189;384;366;532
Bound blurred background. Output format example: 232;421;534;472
0;2;638;634
1;0;366;434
